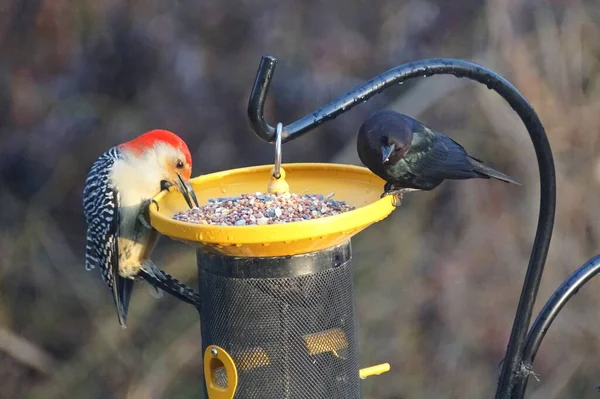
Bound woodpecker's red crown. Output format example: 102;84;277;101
120;130;193;168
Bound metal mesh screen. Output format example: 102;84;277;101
198;243;360;399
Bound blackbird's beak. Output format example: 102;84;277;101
381;144;395;163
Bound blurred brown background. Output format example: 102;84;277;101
1;0;600;397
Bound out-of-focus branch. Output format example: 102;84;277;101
0;326;58;375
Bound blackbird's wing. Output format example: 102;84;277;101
408;133;480;180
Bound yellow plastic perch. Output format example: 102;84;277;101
204;345;238;399
150;163;395;257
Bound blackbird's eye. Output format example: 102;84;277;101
176;160;184;169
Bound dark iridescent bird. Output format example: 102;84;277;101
357;110;521;205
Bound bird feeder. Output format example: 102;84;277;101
151;159;395;398
149;55;557;399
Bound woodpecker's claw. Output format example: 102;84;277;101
160;180;172;192
138;198;156;229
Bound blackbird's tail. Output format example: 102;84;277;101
469;157;522;186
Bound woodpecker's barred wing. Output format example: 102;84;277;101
83;148;133;327
83;148;120;277
408;133;482;180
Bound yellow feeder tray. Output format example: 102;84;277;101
150;163;395;257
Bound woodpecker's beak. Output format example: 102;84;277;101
381;144;395;163
176;174;200;209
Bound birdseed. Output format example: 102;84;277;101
172;192;355;226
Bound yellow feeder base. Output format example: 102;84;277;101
150;163;395;257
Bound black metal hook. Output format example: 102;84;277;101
511;254;600;398
247;55;556;399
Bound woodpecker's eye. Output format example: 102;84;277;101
176;160;184;169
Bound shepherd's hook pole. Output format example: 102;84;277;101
511;255;600;398
247;55;556;398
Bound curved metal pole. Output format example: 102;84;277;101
511;255;600;398
247;55;556;399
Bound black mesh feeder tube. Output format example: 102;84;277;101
149;162;396;398
198;241;359;398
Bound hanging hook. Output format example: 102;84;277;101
266;122;289;194
273;122;282;179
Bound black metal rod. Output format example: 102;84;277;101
511;254;600;398
247;55;279;142
247;56;556;399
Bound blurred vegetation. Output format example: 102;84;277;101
1;0;600;397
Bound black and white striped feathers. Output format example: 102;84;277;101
82;147;132;327
83;147;121;285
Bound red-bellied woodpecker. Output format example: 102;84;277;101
83;129;201;328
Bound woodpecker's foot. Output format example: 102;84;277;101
148;284;164;299
138;199;159;229
133;275;164;298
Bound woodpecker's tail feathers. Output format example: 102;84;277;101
139;260;201;308
112;268;134;329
